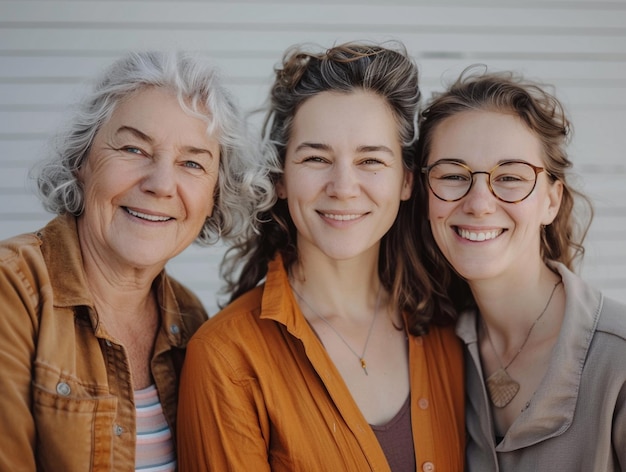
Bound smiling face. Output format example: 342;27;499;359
277;90;413;263
77;86;220;272
426;110;562;283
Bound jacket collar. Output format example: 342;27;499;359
40;214;93;308
39;214;189;347
456;262;603;449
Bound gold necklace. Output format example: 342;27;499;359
482;280;562;408
291;284;382;376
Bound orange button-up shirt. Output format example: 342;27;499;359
178;255;465;471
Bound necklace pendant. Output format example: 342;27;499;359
360;358;368;376
485;367;520;408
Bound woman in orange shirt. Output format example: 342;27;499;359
177;41;465;472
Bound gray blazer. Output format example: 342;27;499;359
457;262;626;471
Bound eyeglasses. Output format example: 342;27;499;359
422;160;550;203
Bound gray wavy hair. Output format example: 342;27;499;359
33;50;273;244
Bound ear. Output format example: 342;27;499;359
276;177;287;200
542;179;563;225
400;169;414;201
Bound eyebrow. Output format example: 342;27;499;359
294;142;395;155
434;158;528;166
116;126;153;143
116;126;214;157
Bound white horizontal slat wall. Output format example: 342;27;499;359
0;0;624;314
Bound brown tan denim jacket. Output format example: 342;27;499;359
0;214;208;471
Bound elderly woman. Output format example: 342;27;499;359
0;51;268;471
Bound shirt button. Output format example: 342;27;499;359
56;382;71;396
113;424;123;436
105;339;112;347
418;398;429;410
169;324;180;335
422;461;435;472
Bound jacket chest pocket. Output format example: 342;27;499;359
33;363;119;471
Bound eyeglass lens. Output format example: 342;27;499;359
427;161;539;203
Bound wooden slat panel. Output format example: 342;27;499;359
0;217;52;241
3;82;626;109
0;168;34;190
2;2;625;29
0;139;47;166
0;83;86;106
0;111;65;134
1;28;625;56
0;194;45;214
3;56;626;83
567;111;626;166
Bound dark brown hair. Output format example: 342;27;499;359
222;41;454;334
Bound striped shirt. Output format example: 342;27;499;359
135;384;176;472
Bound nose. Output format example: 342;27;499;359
462;172;496;216
326;161;360;199
140;157;177;197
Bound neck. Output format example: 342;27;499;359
84;263;157;316
79;246;160;325
471;264;563;347
290;252;384;321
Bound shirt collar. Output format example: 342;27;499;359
259;253;313;340
456;262;603;448
39;214;189;347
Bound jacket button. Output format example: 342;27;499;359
422;461;435;471
169;324;180;335
113;424;123;436
56;382;71;396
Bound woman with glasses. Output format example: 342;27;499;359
417;68;626;471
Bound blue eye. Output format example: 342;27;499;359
184;161;204;170
121;146;144;155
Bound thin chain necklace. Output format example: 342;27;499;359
482;280;562;408
291;284;382;376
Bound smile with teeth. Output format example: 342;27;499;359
321;213;363;221
124;207;172;222
456;227;504;242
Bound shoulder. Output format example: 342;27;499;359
582;296;626;396
0;229;46;294
596;295;626;342
163;274;208;332
0;231;42;265
164;275;205;313
184;285;277;379
191;285;265;345
556;262;626;341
